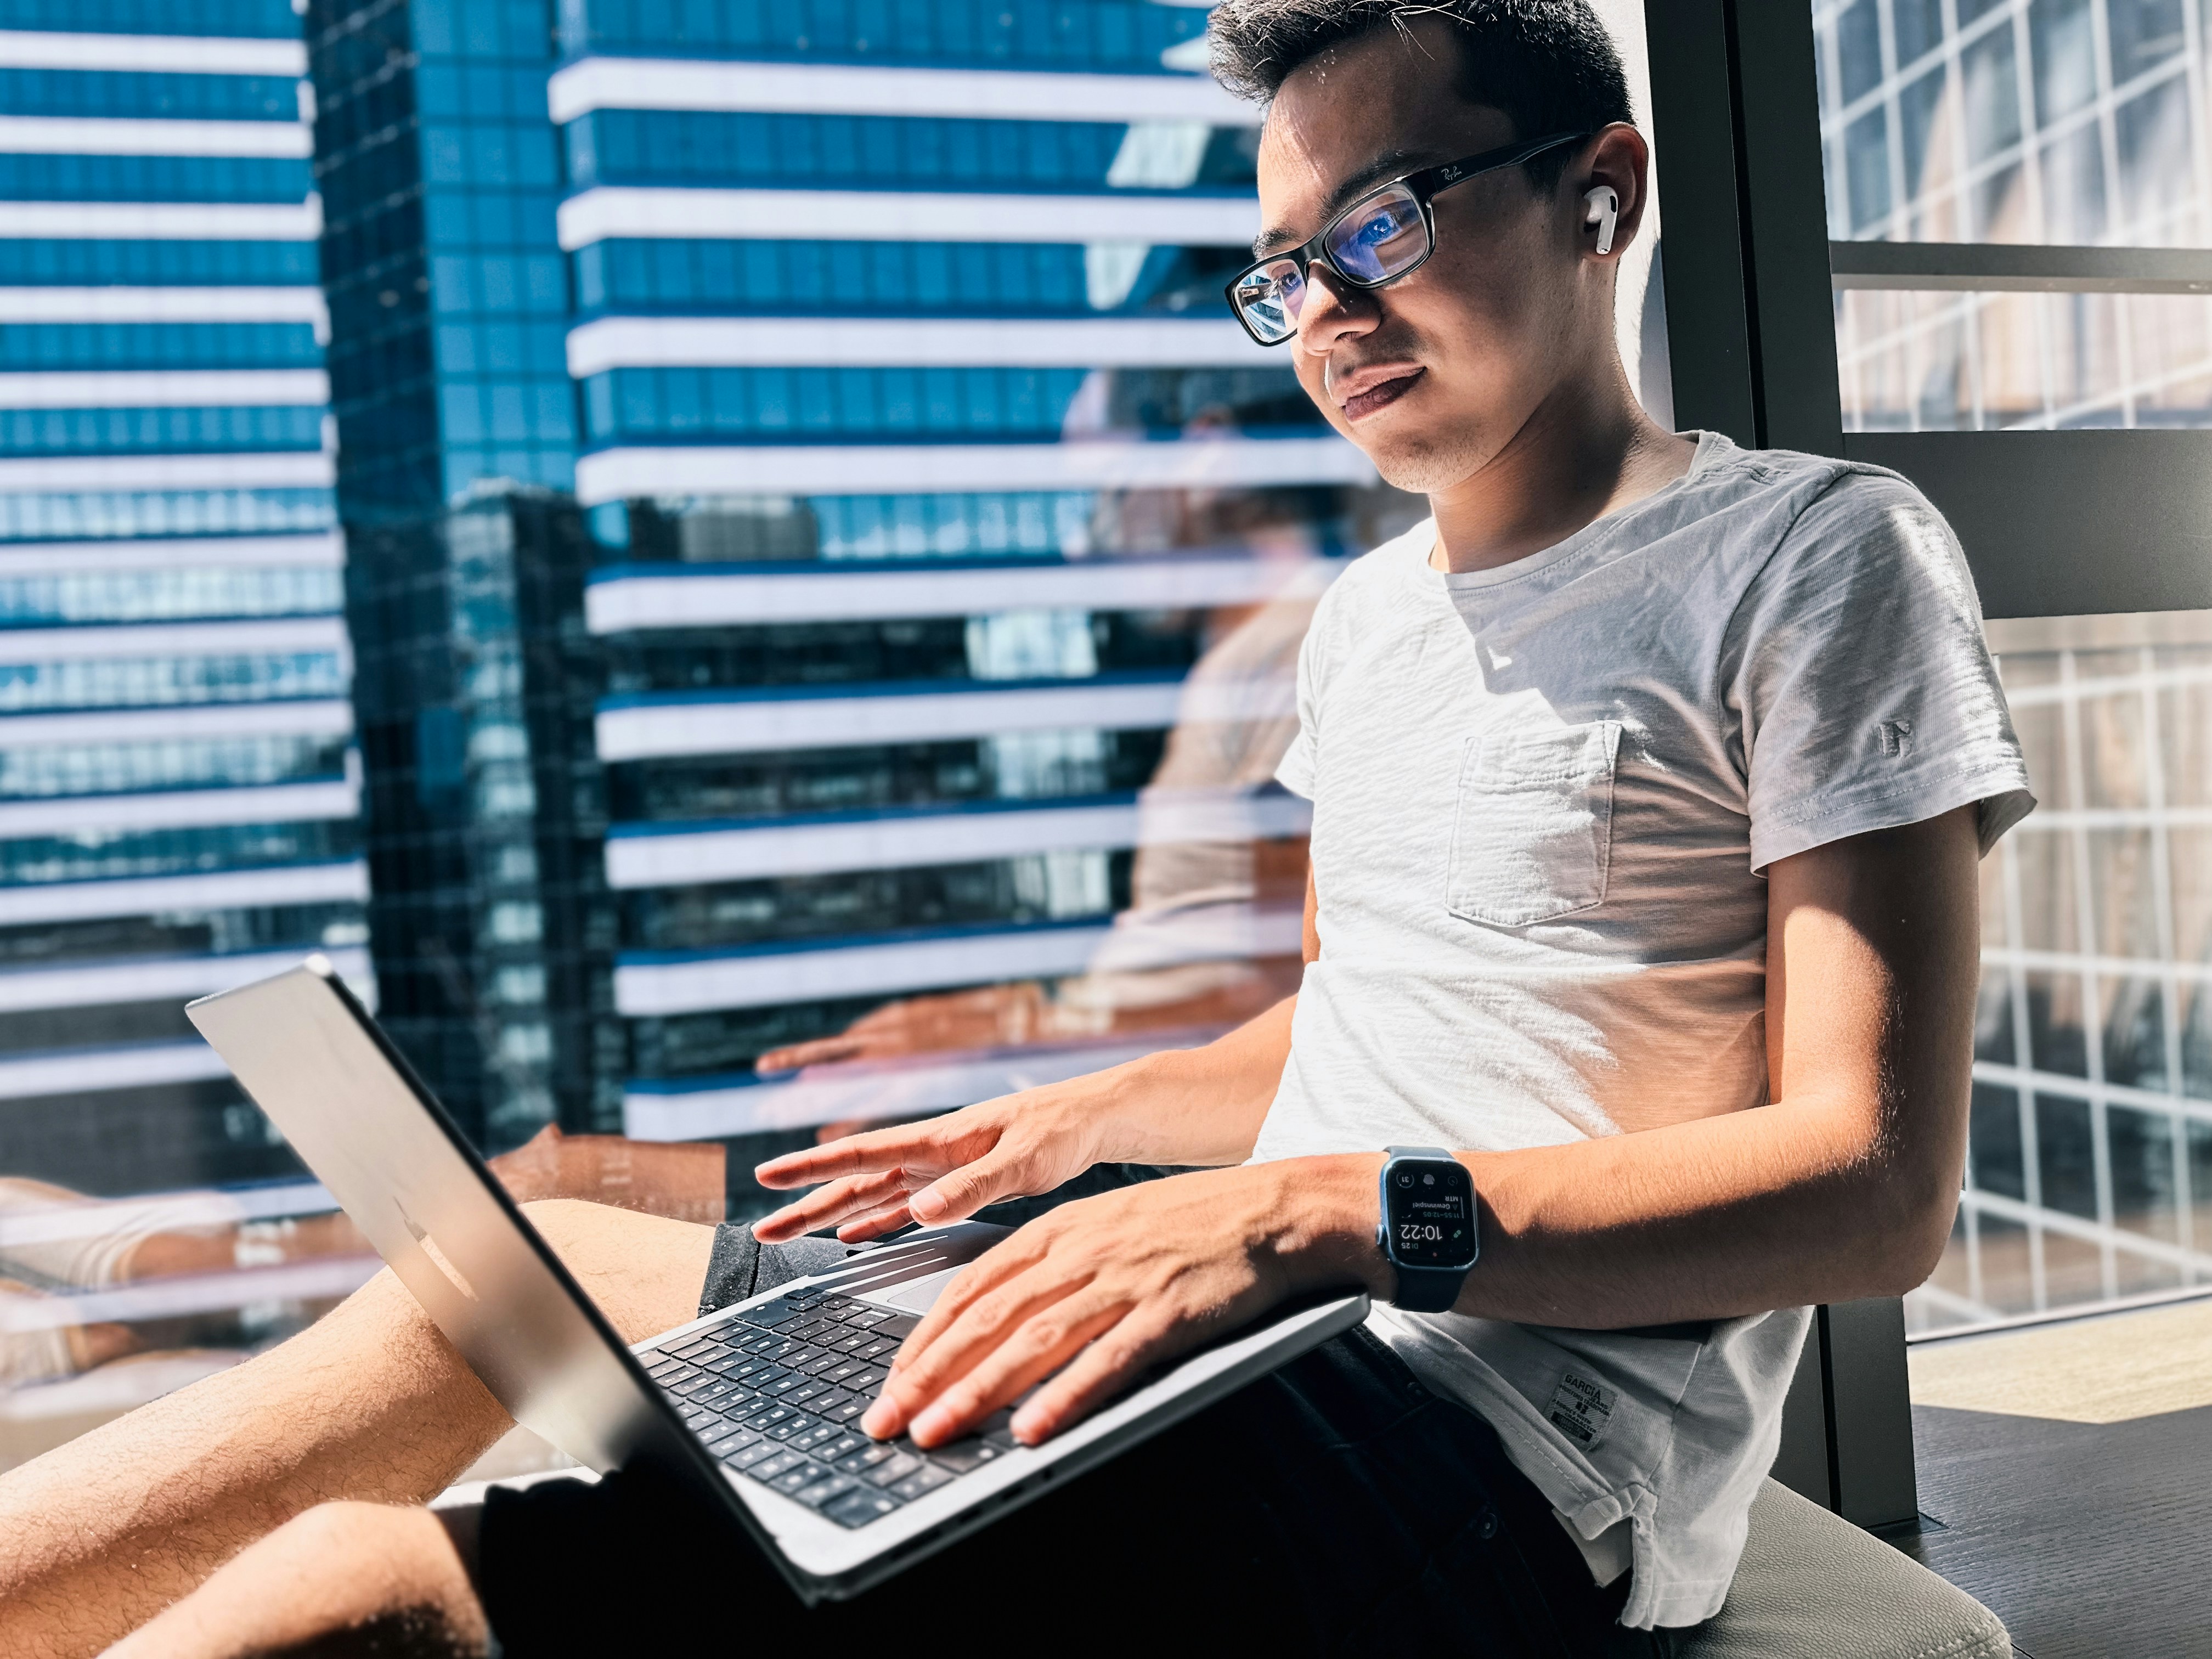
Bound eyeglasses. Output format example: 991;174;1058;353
1222;131;1594;346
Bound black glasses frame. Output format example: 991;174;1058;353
1222;130;1596;346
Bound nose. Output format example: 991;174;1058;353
1294;263;1381;356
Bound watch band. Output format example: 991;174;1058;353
1380;1146;1477;1313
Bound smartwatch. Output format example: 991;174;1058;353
1375;1146;1480;1312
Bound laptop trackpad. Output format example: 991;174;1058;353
870;1265;962;1313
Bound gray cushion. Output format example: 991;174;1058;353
1680;1480;2008;1659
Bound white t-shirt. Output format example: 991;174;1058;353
1250;433;2033;1630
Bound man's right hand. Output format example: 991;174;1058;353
749;1077;1113;1244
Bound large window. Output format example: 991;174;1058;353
1816;0;2212;1330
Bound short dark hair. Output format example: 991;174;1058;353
1210;1;1634;188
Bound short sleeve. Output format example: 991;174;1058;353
1273;586;1331;800
1728;469;2035;872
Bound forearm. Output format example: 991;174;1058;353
1085;991;1298;1168
1278;1091;1963;1328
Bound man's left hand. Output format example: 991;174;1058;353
861;1159;1383;1449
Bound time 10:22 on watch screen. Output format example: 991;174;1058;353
1388;1162;1475;1266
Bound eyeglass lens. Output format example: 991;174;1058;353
1325;185;1429;284
1233;183;1432;343
1232;261;1307;343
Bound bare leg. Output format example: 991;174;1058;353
0;1200;714;1659
101;1503;488;1659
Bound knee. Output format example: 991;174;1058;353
516;1199;717;1342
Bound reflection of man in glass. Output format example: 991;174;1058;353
756;482;1341;1091
1;7;2034;1654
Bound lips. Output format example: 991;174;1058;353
1336;366;1425;421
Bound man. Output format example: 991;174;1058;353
0;4;2032;1654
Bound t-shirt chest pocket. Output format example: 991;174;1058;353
1447;720;1623;927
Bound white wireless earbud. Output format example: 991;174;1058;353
1583;185;1620;256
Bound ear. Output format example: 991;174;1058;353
1576;122;1651;262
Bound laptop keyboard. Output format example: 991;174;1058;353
642;1286;1016;1531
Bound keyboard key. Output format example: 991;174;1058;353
751;1450;810;1483
824;1488;902;1530
790;1475;855;1510
823;1398;870;1425
738;1303;804;1331
669;1376;721;1400
704;1426;761;1457
788;1421;843;1453
645;1356;689;1378
864;1451;925;1488
890;1466;955;1501
726;1440;778;1470
668;1338;720;1359
761;1374;811;1398
848;1365;890;1392
843;1308;893;1330
815;1431;868;1464
928;1438;1005;1474
793;1351;845;1377
819;1357;870;1386
783;1381;837;1411
770;1463;828;1497
852;1338;900;1362
744;1404;799;1432
839;1442;902;1471
764;1413;820;1442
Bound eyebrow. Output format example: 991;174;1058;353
1251;146;1439;258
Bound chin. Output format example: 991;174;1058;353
1364;432;1485;495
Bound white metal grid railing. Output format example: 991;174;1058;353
1914;633;2212;1332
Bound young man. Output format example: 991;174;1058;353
0;4;2032;1654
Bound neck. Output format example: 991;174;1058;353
1425;361;1695;575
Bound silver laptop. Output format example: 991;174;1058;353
186;956;1367;1604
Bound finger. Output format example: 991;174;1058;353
906;1147;1029;1226
754;1036;860;1073
862;1257;1075;1438
750;1169;910;1243
885;1228;1052;1377
833;1196;917;1243
1008;1302;1198;1446
906;1296;1129;1448
753;1124;945;1190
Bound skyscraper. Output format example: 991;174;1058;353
307;0;615;1153
0;1;362;1198
548;1;1401;1203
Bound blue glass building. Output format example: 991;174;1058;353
306;0;617;1151
552;0;1401;1197
0;0;363;1195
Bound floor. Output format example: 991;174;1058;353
1899;1296;2212;1659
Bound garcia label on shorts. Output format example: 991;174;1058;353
1547;1370;1617;1451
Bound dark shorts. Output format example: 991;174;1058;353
479;1215;1686;1658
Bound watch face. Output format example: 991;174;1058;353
1385;1160;1477;1269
